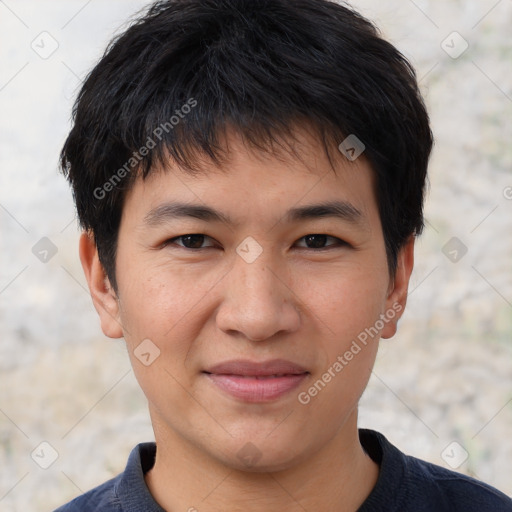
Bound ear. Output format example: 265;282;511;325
380;235;415;339
79;231;124;339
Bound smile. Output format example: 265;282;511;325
203;373;309;402
202;358;310;402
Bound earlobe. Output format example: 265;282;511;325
79;231;124;339
381;236;415;339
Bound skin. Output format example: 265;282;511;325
80;125;415;511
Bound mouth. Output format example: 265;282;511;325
202;359;310;402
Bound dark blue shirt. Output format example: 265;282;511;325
54;429;512;511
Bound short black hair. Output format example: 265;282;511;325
61;0;433;293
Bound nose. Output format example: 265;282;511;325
215;252;301;342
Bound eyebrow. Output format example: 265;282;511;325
143;200;365;227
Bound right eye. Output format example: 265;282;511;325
163;234;218;250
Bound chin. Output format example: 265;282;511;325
212;435;307;474
227;453;300;474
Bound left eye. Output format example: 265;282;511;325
295;234;347;250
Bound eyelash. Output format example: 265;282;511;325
162;234;349;251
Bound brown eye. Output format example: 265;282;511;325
295;234;347;250
165;234;216;249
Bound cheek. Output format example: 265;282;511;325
297;273;384;419
116;266;212;414
116;259;221;358
305;265;389;346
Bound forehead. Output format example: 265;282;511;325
122;125;379;228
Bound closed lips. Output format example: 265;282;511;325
203;358;309;377
203;360;310;402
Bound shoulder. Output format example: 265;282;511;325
53;442;158;512
359;429;512;512
404;452;512;511
53;474;122;511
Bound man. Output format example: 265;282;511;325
55;0;512;510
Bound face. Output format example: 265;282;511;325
81;126;413;472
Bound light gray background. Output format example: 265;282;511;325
1;0;511;510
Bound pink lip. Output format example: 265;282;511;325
203;359;309;402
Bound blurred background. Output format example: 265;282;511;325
0;0;511;510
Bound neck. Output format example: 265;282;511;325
144;410;379;511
